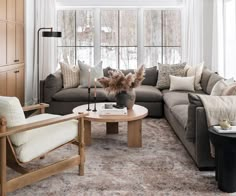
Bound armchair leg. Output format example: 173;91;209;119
0;118;7;196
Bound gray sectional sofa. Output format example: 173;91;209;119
40;67;223;170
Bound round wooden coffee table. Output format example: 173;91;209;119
73;103;148;147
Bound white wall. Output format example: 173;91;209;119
203;0;213;69
24;0;35;105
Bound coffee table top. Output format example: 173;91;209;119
73;103;148;122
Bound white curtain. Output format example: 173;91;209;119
182;0;204;65
33;0;57;103
212;0;236;78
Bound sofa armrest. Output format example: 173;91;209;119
41;71;63;103
195;107;214;167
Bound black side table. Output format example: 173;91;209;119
209;127;236;193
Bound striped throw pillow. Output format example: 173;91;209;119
60;62;79;88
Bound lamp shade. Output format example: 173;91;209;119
42;31;62;37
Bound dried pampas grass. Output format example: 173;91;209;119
98;65;145;94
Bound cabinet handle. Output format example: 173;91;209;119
14;70;20;73
14;60;20;62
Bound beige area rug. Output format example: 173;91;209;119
8;118;227;196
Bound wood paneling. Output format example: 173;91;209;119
0;0;6;20
16;0;24;23
16;67;24;104
7;23;16;65
16;24;24;63
7;0;15;22
0;22;6;66
0;72;7;96
6;70;16;97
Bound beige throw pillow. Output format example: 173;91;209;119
222;83;236;96
186;62;204;90
60;62;80;89
169;75;195;92
211;78;234;96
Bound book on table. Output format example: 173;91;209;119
213;126;236;133
99;104;128;116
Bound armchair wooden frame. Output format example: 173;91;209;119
0;103;86;196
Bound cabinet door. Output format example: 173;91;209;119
0;0;6;20
16;0;24;23
16;24;24;63
7;0;15;22
16;67;24;105
0;22;6;66
7;23;16;65
6;70;16;97
0;72;7;96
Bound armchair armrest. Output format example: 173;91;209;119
23;103;49;112
0;113;88;138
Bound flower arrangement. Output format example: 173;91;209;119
97;65;145;94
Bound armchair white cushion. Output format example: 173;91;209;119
0;96;27;146
15;113;78;163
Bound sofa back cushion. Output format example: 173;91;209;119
206;73;223;94
103;66;158;86
0;96;28;146
44;71;63;103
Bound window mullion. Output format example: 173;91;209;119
94;8;101;65
138;8;144;66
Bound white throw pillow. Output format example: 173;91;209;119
169;75;195;92
60;62;80;89
186;62;204;90
211;78;235;96
0;96;28;146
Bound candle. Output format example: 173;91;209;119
88;68;91;88
94;78;97;97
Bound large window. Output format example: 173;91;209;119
57;8;181;69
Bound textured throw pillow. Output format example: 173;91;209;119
169;75;195;92
60;62;79;89
156;63;186;89
0;96;28;146
78;60;103;88
210;78;234;96
186;62;204;90
222;83;236;96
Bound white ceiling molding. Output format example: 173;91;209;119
56;0;183;8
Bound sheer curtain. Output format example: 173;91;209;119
182;0;204;65
32;0;57;103
212;0;236;78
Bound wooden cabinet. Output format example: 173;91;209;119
0;72;7;96
0;65;24;104
7;0;15;22
0;0;24;104
0;21;6;66
0;0;6;20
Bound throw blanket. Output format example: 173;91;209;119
198;95;236;158
198;95;236;127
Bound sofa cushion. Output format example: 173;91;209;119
171;104;188;129
15;113;78;163
44;71;63;103
162;90;205;109
141;66;158;86
206;73;223;94
0;96;28;146
60;62;79;89
53;88;107;102
200;69;212;93
135;85;163;102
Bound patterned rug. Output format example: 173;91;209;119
8;118;226;196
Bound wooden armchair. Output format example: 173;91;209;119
0;97;86;196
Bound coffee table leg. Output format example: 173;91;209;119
106;122;119;134
128;120;142;147
84;120;91;145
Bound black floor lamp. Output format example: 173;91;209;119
37;27;62;103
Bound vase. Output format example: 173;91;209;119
115;89;136;109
